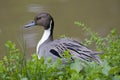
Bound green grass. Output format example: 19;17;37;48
0;21;120;80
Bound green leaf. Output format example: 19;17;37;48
102;60;111;76
21;78;28;80
70;59;83;73
113;75;120;80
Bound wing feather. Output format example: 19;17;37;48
48;38;102;63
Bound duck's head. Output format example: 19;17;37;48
25;12;54;30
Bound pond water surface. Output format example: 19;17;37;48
0;0;120;58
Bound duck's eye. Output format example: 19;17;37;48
37;17;41;20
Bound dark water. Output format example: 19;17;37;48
0;0;120;58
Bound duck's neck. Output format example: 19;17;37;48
36;20;54;53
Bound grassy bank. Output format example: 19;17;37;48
0;21;120;80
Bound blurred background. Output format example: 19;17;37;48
0;0;120;58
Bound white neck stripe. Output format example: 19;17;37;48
36;20;53;53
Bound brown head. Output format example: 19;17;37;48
25;12;54;30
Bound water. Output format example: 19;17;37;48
0;0;120;58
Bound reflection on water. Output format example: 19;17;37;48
0;29;1;34
24;33;37;48
0;0;120;59
27;4;45;13
22;27;42;58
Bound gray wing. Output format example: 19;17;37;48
49;38;102;64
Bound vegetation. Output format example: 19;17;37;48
0;21;120;80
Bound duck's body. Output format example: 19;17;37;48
37;38;101;63
25;12;102;64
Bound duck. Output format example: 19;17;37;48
24;12;102;64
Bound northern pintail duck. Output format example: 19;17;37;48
24;12;102;64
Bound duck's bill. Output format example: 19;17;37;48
24;21;36;28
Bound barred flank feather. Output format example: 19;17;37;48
47;38;102;64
